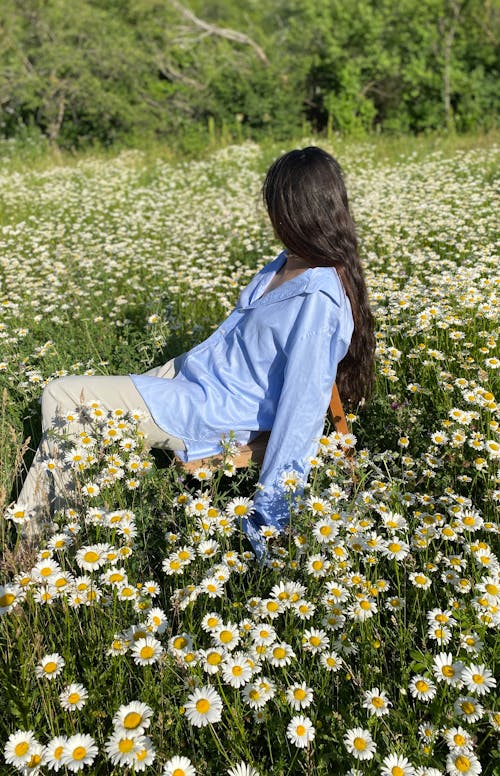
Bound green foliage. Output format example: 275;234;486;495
0;0;499;149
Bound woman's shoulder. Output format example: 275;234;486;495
305;265;347;307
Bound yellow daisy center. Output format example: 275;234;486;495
372;696;384;708
294;688;307;701
207;652;222;665
83;551;99;563
196;698;211;714
353;737;366;751
118;738;134;753
273;647;287;660
68;693;81;704
44;661;57;674
296;725;306;736
15;742;29;757
416;680;429;692
0;593;15;607
140;646;155;660
124;711;142;729
219;630;233;644
455;755;471;772
73;746;87;761
472;673;484;684
442;665;455;677
391;768;404;776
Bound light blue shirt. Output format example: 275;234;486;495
131;251;353;553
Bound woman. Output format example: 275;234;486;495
10;147;375;557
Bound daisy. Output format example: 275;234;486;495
105;731;148;767
242;678;274;709
59;683;88;711
302;627;329;653
75;544;109;571
61;734;98;771
286;682;314;710
453;696;484;723
36;653;65;680
408;675;437;701
380;753;416;776
213;622;240;651
163;755;197;776
226;497;254;518
132;737;156;772
432;652;464;686
184;686;223;727
222;653;254;688
268;641;295;667
443;726;473;751
201;612;223;632
343;727;376;760
348;597;378;622
227;762;259;776
131;636;164;665
45;736;68;772
362;687;391;717
461;663;496;696
200;648;224;675
320;650;342;672
4;730;38;768
0;583;23;614
280;469;303;492
199;576;225;598
113;701;153;735
286;715;315;748
445;751;482;776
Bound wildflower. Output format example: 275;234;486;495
222;653;254;688
0;583;23;614
320;650;342;672
432;652;464;686
132;736;156;769
362;687;391;717
380;754;416;776
213;623;240;651
226;497;254;518
343;727;376;760
59;683;88;711
286;682;314;710
4;730;38;768
445;751;482;776
461;663;496;695
61;734;98;771
45;736;68;772
454;696;484;723
280;469;302;492
302;627;329;653
184;685;223;727
131;636;164;665
227;763;259;776
36;653;65;680
75;544;110;571
105;731;148;767
113;701;153;735
286;714;315;748
268;641;295;667
409;675;437;701
163;756;197;776
443;726;473;751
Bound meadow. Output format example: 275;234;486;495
0;134;498;775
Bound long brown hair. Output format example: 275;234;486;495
262;146;375;406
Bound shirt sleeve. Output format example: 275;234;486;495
244;294;349;549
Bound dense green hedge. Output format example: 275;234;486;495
0;0;498;151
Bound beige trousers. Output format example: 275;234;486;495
15;359;185;530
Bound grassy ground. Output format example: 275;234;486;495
0;133;498;775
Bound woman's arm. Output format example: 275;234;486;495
244;303;350;557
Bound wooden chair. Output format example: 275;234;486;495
175;382;349;474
